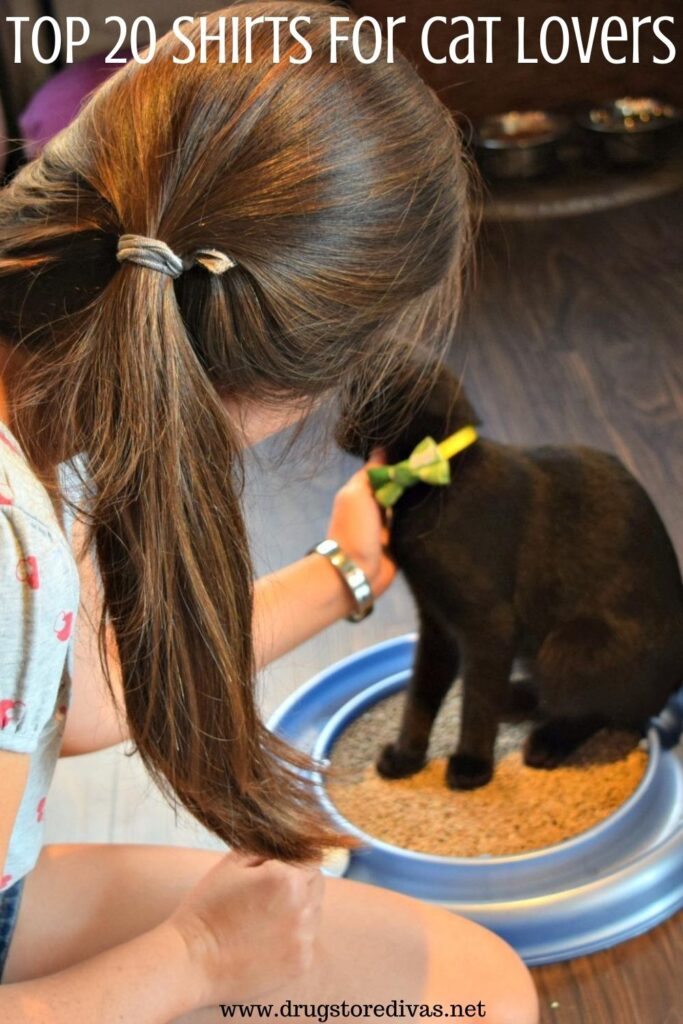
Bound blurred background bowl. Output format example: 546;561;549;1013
579;96;683;166
475;109;572;180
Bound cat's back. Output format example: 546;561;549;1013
519;442;683;621
391;437;683;629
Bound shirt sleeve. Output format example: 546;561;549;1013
0;506;79;755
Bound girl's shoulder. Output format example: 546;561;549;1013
0;424;67;539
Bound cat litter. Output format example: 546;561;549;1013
325;684;647;857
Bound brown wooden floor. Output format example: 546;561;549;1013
451;189;683;1024
532;915;683;1024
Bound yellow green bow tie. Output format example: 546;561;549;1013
367;425;478;508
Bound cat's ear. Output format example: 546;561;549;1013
335;352;481;457
335;416;373;459
334;377;384;458
335;384;413;458
334;350;420;457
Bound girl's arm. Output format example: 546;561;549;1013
59;550;359;755
0;751;30;879
60;456;391;755
58;518;129;757
254;451;396;670
0;760;202;1020
1;854;323;1020
0;758;199;1021
0;921;199;1023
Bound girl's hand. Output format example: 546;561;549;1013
167;852;324;1006
326;449;396;598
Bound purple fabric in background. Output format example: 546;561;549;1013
19;52;130;158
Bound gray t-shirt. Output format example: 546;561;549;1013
0;422;80;889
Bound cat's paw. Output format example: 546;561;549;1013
523;726;568;769
446;753;493;790
376;743;426;779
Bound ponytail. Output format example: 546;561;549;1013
0;2;473;861
15;245;354;859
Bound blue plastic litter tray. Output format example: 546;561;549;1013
267;634;683;966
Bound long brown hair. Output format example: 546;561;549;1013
0;4;473;860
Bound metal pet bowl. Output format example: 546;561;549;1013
268;634;683;966
475;110;572;180
579;96;683;166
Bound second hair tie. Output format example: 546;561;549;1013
116;234;236;278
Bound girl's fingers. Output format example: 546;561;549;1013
361;449;386;491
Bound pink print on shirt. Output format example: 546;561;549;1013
0;483;13;506
36;797;46;823
0;699;25;730
54;611;74;642
0;874;13;889
16;555;40;589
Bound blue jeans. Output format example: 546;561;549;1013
0;878;24;982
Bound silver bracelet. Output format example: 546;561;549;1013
309;539;374;623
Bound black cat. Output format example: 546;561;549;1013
337;359;683;790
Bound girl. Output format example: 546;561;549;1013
0;5;538;1021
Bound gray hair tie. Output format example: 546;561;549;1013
116;235;236;278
